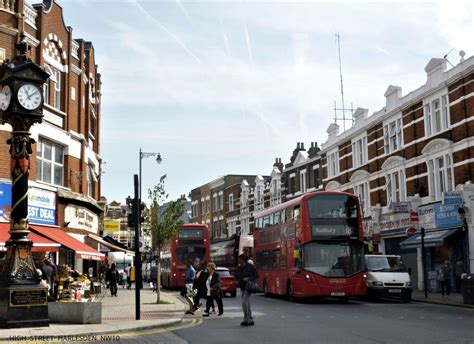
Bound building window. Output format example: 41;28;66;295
36;138;64;186
314;168;321;189
425;95;449;137
300;170;307;193
206;200;211;214
44;65;53;105
87;164;97;198
289;176;296;194
213;194;218;211
229;194;234;211
328;151;339;177
53;70;61;110
354;182;370;216
385;170;405;208
219;193;224;211
428;154;453;199
383;119;403;154
352;137;367;167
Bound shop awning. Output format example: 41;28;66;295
0;223;60;252
399;228;460;250
87;234;134;255
31;225;105;261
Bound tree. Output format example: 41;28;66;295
144;175;185;303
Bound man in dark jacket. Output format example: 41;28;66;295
150;265;158;292
235;254;259;326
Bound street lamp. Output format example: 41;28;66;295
0;37;50;328
139;148;162;202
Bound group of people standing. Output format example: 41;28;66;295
183;254;259;327
438;260;466;301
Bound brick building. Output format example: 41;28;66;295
0;0;104;272
320;53;474;289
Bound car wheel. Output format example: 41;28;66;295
230;291;237;297
263;280;270;297
402;294;411;303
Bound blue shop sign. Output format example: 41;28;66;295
0;182;56;225
418;202;463;230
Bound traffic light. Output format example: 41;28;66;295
139;202;146;224
126;196;137;228
127;213;135;228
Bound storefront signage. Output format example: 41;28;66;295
418;203;463;230
0;183;56;225
65;205;99;233
392;202;410;213
379;213;412;237
103;220;120;233
9;288;48;307
443;191;463;205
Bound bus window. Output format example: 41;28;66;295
269;213;274;226
263;216;270;227
281;209;286;223
255;217;262;229
286;207;293;222
274;211;280;225
293;206;300;221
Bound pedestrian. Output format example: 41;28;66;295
41;259;55;297
125;263;132;289
192;260;207;310
235;254;259;327
184;259;196;315
150;264;158;292
455;260;463;293
202;262;223;317
88;265;94;280
107;263;119;297
440;260;451;301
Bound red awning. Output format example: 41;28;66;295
0;223;60;252
31;225;105;261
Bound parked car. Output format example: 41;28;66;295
216;267;237;297
365;255;413;302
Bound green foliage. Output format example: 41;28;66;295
144;175;185;252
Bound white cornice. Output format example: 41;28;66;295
24;32;40;47
0;24;17;36
71;64;82;75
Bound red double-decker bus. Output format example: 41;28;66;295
253;191;366;300
161;224;210;288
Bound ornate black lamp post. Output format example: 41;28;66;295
0;37;50;328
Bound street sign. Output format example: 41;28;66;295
392;202;410;213
443;191;463;205
406;227;417;237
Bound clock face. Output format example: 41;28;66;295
17;84;42;110
0;85;11;111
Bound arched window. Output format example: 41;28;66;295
43;65;53;105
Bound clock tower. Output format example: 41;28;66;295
0;36;50;328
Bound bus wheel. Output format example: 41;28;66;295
286;281;294;302
263;280;269;297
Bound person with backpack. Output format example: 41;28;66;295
235;254;259;327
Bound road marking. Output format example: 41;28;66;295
119;318;203;338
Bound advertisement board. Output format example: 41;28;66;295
418;203;463;230
103;220;120;233
0;183;56;225
65;204;99;233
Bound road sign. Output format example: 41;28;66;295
443;191;463;205
406;227;417;237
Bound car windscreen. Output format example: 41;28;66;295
365;256;407;272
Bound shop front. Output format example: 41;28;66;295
379;212;418;288
400;202;465;293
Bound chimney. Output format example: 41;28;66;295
273;158;284;172
353;107;369;125
424;58;447;88
384;86;402;112
327;123;340;139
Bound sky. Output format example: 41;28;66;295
55;0;473;204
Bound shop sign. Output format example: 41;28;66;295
392;202;410;213
443;191;463;205
65;205;99;233
379;212;412;236
103;220;120;233
418;203;463;230
0;183;56;225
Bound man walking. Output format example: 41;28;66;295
440;260;452;301
184;259;196;315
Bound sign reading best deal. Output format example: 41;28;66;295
0;183;56;225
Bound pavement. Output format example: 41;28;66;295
412;290;474;309
0;285;187;342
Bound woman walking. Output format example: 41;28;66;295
202;262;223;317
235;254;259;326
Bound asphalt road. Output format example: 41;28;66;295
109;293;474;344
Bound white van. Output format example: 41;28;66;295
365;255;412;302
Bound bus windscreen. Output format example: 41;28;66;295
178;229;203;238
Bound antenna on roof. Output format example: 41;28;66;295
443;48;455;68
333;32;354;131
